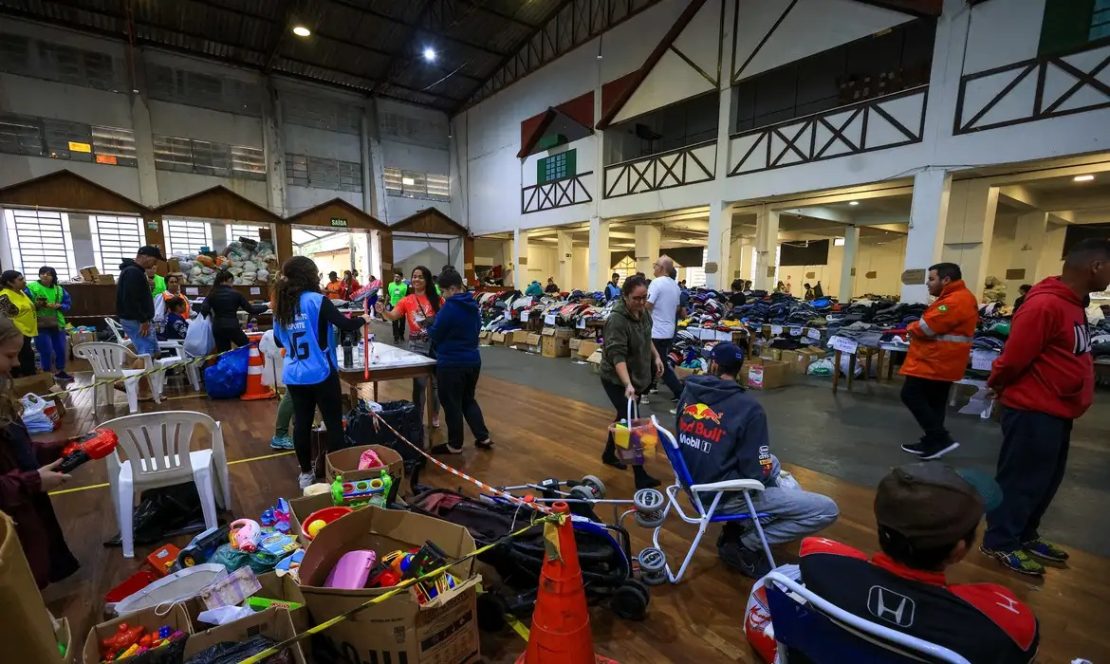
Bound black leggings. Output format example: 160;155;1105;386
213;325;249;353
287;370;345;473
15;335;36;377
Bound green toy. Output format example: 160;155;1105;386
331;470;392;508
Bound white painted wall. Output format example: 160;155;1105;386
776;237;907;299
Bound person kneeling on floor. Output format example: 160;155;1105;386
784;462;1038;663
676;342;838;578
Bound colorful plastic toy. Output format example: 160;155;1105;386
325;550;378;589
146;544;180;576
331;470;392;509
260;498;292;534
58;428;119;473
100;623;143;658
357;448;384;470
175;525;231;570
299;506;352;541
228;519;262;552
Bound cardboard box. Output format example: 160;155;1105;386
569;338;581;351
747;360;789;390
780;350;814;376
673;365;699;380
489;332;506;345
82;604;192;664
298;507;481;664
79;266;100;283
577;339;600;359
525;332;542;348
2;512;73;664
251;572;310;633
541;328;570;358
760;348;782;362
325;444;404;484
183;608;305;664
478;331;490;343
166;258;181;274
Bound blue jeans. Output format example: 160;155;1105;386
36;328;67;372
119;319;159;357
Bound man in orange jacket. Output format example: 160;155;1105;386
899;263;978;459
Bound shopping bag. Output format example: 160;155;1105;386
608;398;658;465
203;346;250;399
184;313;215;358
20;393;59;433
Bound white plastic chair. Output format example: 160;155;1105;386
651;415;776;583
158;340;202;391
104;317;132;348
763;571;971;663
73;342;159;414
102;411;230;558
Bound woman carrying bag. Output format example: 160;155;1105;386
377;265;444;428
199;270;266;352
273;257;370;489
0;271;38;378
27;267;72;381
427;268;492;455
600;275;662;489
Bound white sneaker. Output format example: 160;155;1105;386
639;395;650;405
298;472;315;490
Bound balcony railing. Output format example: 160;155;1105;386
521;172;594;214
955;42;1110;134
603;140;716;199
728;86;928;176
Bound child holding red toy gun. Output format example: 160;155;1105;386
0;315;80;588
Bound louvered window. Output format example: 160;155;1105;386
383;167;403;195
3;209;77;280
0;113;43;156
307;157;340;189
43;118;93;161
228;224;263;243
90;215;144;272
163;219;213;257
338;160;362;192
426;173;450;201
231;145;265;178
285;153;309;187
92;126;136;166
383;167;448;201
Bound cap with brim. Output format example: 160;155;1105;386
137;245;165;261
709;342;745;371
874;462;984;549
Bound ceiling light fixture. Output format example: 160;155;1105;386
848;200;860;206
1073;174;1095;182
292;25;311;37
423;47;437;62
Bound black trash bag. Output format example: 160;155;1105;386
345;400;425;487
183;636;295;664
103;482;209;547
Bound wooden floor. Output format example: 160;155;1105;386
36;367;1109;664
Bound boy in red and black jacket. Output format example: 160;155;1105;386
982;238;1110;575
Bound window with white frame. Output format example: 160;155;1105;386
163;219;213;257
89;215;144;273
228;224;262;243
383;167;449;201
3;209;77;280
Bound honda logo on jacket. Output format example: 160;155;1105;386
867;586;916;627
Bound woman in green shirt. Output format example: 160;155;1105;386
26;266;72;380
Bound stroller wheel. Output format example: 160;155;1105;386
611;581;650;620
476;592;508;632
633;488;665;528
569;485;595;501
637;547;668;585
579;474;606;499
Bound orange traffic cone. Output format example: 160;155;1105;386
517;501;619;664
241;343;276;401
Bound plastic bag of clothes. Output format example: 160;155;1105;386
807;358;835;376
204;346;250;399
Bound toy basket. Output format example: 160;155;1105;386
608;398;658;465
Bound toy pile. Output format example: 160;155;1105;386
322;541;460;605
174;239;278;286
97;623;187;662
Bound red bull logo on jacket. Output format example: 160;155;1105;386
679;403;726;447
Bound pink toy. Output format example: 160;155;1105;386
357;449;384;470
325;550;377;589
229;519;261;552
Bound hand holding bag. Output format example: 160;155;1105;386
608;398;658;465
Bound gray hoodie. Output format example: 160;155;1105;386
675;374;773;486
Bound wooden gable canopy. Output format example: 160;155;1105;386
284;198;389;232
391;208;469;237
154;186;282;224
0;169;147;215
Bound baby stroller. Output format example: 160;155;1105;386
407;485;651;628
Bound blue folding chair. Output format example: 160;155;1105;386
650;417;775;583
763;571;970;663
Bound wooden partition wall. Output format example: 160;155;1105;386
391;207;477;285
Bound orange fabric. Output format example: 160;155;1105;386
162;291;191;317
325;280;343;300
900;279;978;382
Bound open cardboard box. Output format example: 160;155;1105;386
252;572;310;633
325;444;405;484
182;607;305;664
577;339;600;359
298;506;481;664
82;604;192;664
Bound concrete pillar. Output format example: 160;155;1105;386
501;239;514;285
513;229;530;288
1010;211;1048;290
635;225;661;276
754;207;780;291
839;225;861;302
902;169;952;303
1037;219;1068;279
941;180;998;300
588;216;610;290
729;236;743;284
369;231;382;281
127;48;159;208
705;200;732;289
261;80;286;216
557;229;573;290
363;100;388;221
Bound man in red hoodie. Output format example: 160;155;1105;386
981;238;1110;575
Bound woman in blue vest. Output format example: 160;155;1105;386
273;256;371;489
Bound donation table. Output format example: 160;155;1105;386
335;341;437;429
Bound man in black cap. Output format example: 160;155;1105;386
117;245;164;361
676;342;838;578
796;462;1038;662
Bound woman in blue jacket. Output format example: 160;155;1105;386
427;267;491;455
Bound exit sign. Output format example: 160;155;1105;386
330;217;348;228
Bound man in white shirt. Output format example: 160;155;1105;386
646;255;684;399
